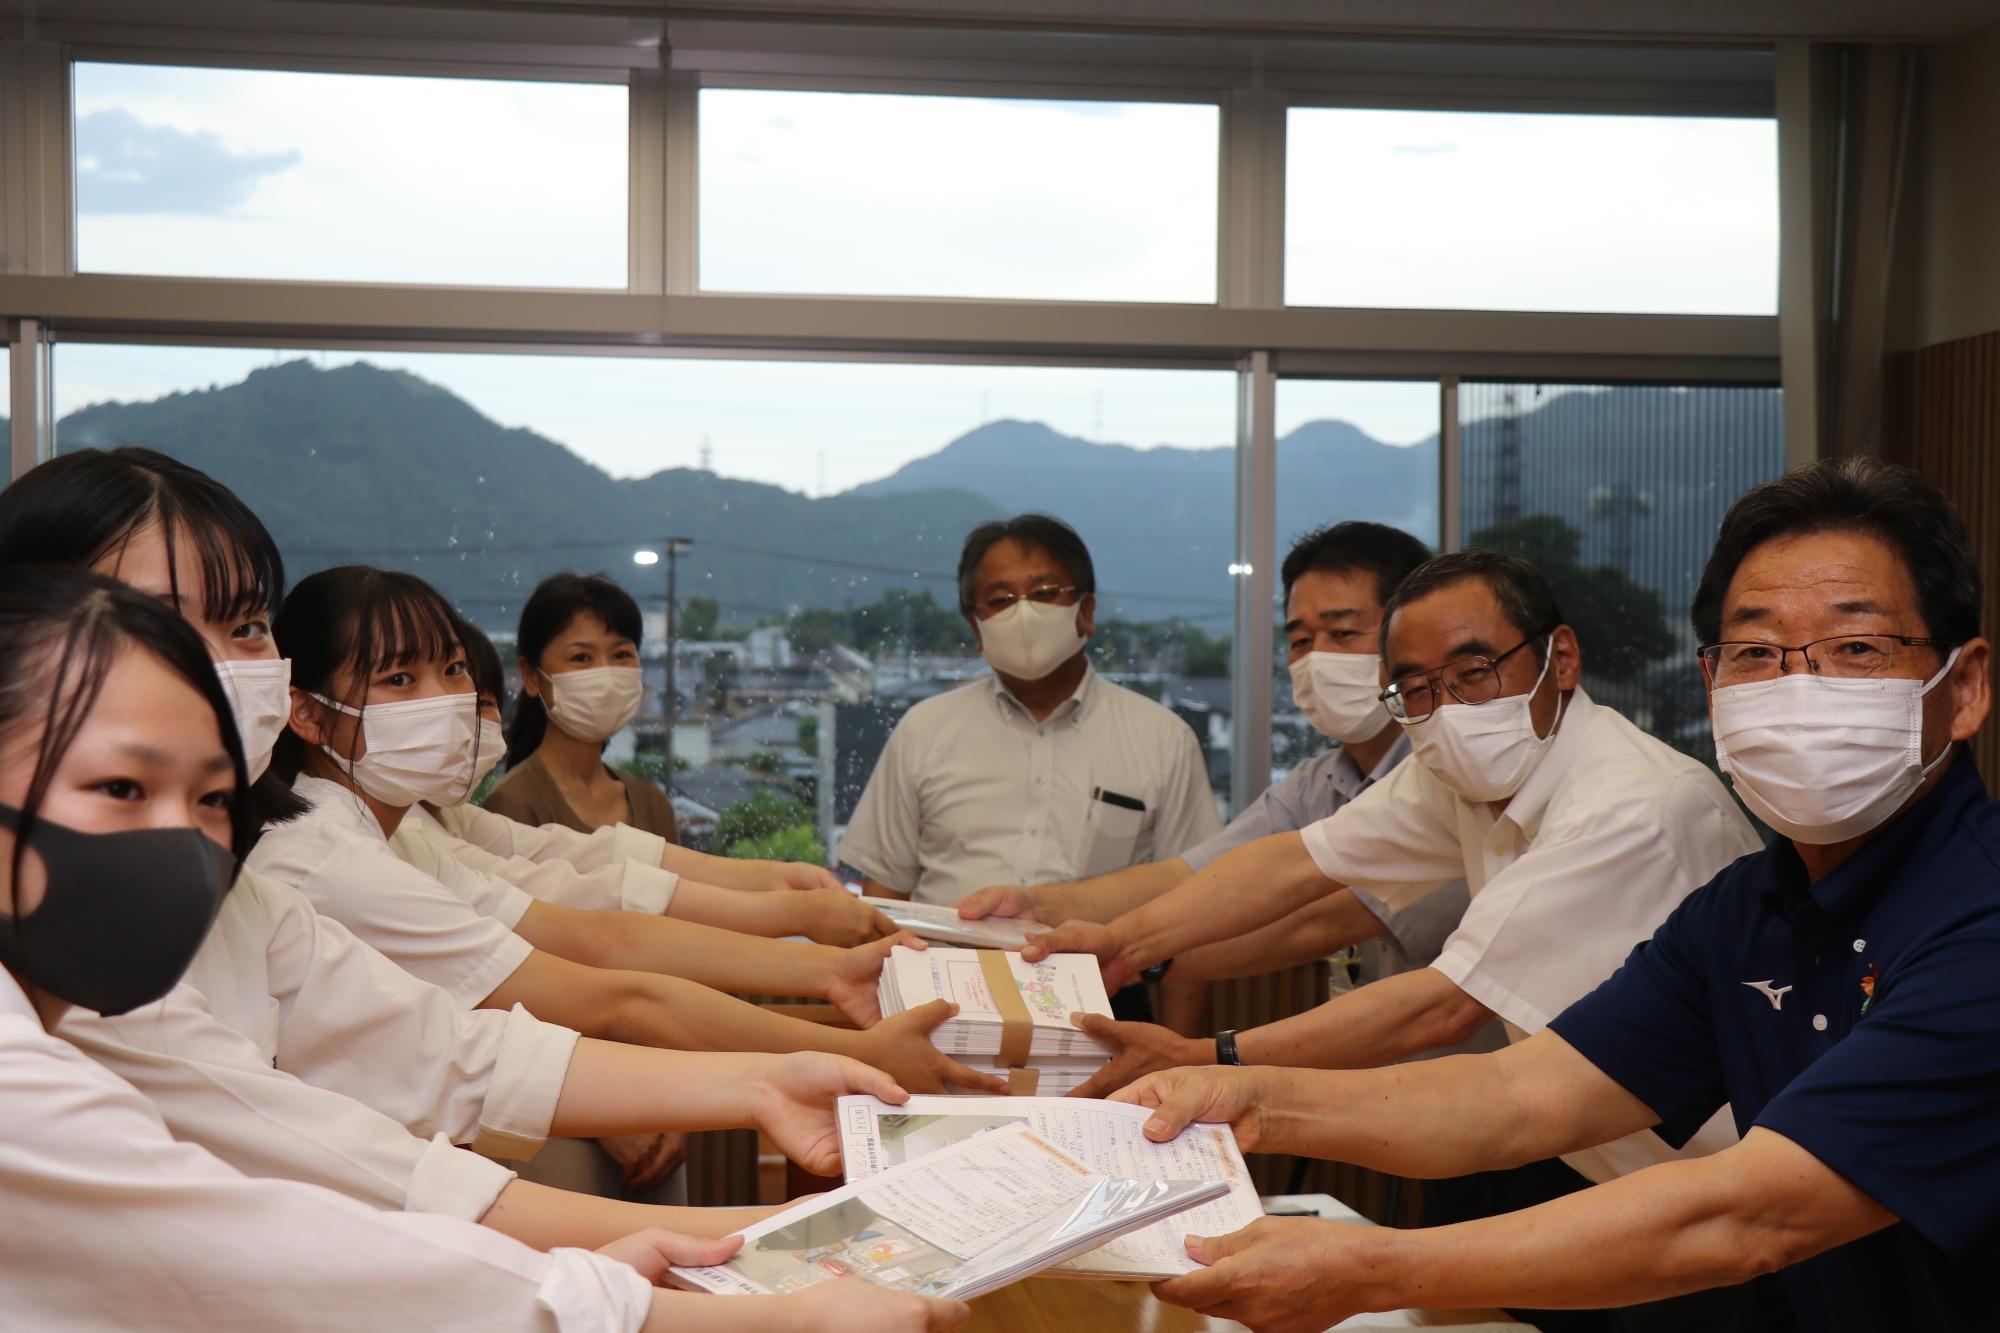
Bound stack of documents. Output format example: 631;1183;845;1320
837;1093;1266;1280
670;1121;1226;1300
877;945;1115;1091
875;899;1038;950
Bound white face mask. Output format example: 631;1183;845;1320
1711;647;1960;845
1289;651;1391;744
1406;641;1559;803
540;665;643;744
980;599;1088;683
215;657;291;783
309;691;481;808
463;717;506;800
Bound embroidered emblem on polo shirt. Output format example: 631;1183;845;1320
1860;964;1879;1015
1743;979;1793;1011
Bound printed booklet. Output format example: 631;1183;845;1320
834;1093;1265;1279
668;1121;1225;1300
875;899;1039;950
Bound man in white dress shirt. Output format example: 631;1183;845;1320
838;513;1221;909
1030;548;1772;1330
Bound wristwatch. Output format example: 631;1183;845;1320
1214;1029;1241;1066
1141;957;1175;983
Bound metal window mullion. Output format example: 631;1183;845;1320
1440;375;1463;551
2;39;73;279
1231;350;1277;813
663;68;699;297
1219;85;1284;311
11;316;49;478
629;62;666;296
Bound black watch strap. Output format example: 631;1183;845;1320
1141;957;1174;983
1215;1029;1241;1066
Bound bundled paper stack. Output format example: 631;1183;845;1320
878;945;1115;1094
876;898;1037;950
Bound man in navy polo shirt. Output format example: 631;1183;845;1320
1108;458;1996;1333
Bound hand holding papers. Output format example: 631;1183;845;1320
876;945;1115;1093
669;1121;1225;1301
876;899;1038;950
836;1093;1265;1279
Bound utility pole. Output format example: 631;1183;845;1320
638;537;697;785
663;536;694;782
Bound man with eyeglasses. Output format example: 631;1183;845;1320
837;513;1221;909
1094;459;1995;1333
1027;543;1769;1329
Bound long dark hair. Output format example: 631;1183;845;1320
0;565;254;891
269;565;468;784
505;572;643;767
0;447;304;825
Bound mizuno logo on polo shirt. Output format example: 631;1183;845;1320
1743;980;1793;1011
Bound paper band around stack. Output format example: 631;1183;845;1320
976;948;1035;1071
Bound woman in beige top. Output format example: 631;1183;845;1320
486;573;678;841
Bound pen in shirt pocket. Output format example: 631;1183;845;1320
1091;787;1146;811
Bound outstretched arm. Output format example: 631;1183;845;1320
484;951;1008;1096
1170;887;1391;983
1024;832;1339;983
1116;1028;1655;1174
957;858;1193;927
1150;1128;1890;1331
510;901;903;1025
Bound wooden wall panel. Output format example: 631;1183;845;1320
1883;329;2000;786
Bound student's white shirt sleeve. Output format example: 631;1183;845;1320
442;801;669;876
246;871;575;1155
9;1011;653;1333
250;825;534;1007
1296;757;1466;912
1429;773;1743;1036
393;824;540;929
56;985;519;1218
837;717;924;892
413;815;678;917
1144;720;1227;861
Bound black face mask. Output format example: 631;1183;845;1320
0;803;235;1016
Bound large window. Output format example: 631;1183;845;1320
1460;382;1784;759
73;63;629;287
51;343;1235;848
1269;379;1440;781
1285;108;1779;315
698;89;1221;302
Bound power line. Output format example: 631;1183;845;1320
283;533;1235;609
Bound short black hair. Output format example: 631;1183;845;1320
1381;549;1566;662
957;514;1096;617
456;614;507;709
1280;522;1434;609
1692;457;1982;647
0;446;284;627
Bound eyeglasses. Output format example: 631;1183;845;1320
1379;628;1554;723
975;584;1080;620
1697;634;1946;686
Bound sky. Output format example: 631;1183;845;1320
59;63;1777;492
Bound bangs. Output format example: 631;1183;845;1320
347;572;464;675
151;484;286;625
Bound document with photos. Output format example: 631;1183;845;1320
835;1093;1264;1279
878;945;1115;1060
876;899;1038;950
669;1121;1226;1301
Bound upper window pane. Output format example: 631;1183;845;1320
699;89;1220;302
1285;108;1778;315
73;63;628;287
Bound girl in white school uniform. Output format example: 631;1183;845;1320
252;562;1003;1095
0;564;966;1332
0;447;937;1247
